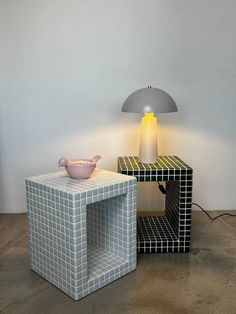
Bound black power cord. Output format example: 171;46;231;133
157;183;236;221
157;181;166;194
192;202;236;221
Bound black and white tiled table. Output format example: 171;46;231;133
26;169;136;300
118;156;193;253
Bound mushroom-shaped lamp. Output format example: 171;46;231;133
121;86;178;163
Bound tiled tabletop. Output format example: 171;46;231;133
26;168;135;194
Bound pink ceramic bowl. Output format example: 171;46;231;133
58;155;101;179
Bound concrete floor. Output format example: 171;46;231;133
0;212;236;314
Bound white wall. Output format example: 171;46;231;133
0;0;236;213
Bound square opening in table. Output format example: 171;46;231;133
86;194;129;280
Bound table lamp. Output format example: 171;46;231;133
121;86;178;163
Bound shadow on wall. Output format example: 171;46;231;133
0;151;6;211
0;106;6;211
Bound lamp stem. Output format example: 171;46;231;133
138;113;158;164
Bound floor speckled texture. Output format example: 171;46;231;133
0;211;236;314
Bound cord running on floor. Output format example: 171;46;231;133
192;202;236;221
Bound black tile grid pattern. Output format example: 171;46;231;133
117;156;193;253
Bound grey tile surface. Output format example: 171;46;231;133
26;169;137;300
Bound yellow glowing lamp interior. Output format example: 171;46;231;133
143;112;156;120
139;112;158;163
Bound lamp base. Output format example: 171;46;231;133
138;156;159;164
138;113;158;164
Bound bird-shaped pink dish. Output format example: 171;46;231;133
58;155;101;179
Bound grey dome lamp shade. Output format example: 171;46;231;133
121;87;178;114
121;86;178;164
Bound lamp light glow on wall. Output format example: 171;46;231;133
121;86;178;163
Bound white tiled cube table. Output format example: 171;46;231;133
26;169;137;300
